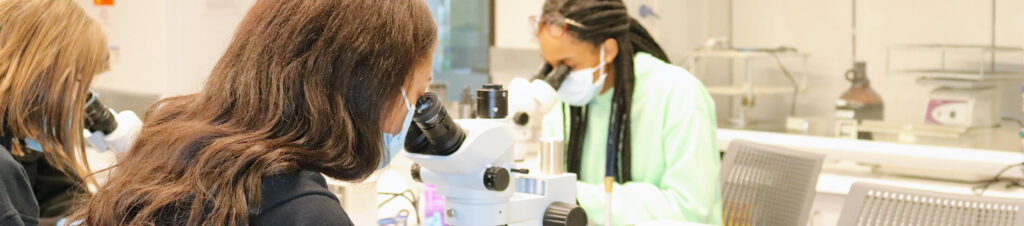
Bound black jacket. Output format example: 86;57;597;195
0;145;40;226
254;170;354;225
1;129;84;226
153;170;354;225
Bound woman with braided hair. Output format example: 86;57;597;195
535;0;722;224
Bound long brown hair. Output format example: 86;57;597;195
72;0;436;225
0;0;110;184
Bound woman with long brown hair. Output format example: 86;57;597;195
71;0;437;225
0;0;110;225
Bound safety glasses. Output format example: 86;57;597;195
529;15;586;37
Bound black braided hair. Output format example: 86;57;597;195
541;0;668;183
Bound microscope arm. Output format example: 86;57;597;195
507;65;570;126
508;78;559;123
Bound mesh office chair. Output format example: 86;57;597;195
721;140;826;226
838;182;1024;226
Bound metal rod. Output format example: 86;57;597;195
980;52;987;78
704;0;712;47
728;0;735;121
802;56;808;90
728;0;733;48
991;0;997;73
743;59;752;127
852;0;857;64
941;50;946;71
746;59;753;101
886;48;890;77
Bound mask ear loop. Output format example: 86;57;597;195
401;88;414;111
599;44;606;77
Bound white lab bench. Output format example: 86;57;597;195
81;128;1023;226
718;128;1024;226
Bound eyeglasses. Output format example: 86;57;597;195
529;15;586;37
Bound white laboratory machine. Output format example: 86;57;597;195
870;44;1024;152
402;85;587;226
925;87;1000;127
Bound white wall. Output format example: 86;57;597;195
495;0;545;50
490;0;1024;148
78;0;170;96
721;0;1024;125
85;0;1024;125
88;0;712;100
625;0;711;63
78;0;255;98
164;0;256;96
494;0;711;61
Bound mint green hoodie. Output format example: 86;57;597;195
543;52;723;225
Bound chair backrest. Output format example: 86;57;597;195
721;139;826;226
838;182;1024;226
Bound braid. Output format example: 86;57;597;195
542;0;667;183
626;17;668;60
565;105;586;175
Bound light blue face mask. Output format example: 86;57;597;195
380;88;415;169
21;120;74;153
23;138;44;152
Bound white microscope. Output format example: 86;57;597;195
82;91;143;153
505;65;572;161
403;82;587;226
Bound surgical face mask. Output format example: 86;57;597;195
380;88;415;169
557;46;608;106
23;138;43;152
22;118;70;153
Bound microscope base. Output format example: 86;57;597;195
441;173;582;226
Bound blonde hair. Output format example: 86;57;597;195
0;0;110;184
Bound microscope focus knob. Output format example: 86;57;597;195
543;202;587;226
411;164;422;183
512;111;529;126
483;167;510;191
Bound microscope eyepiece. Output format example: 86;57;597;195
404;92;466;156
542;64;571;90
84;92;118;135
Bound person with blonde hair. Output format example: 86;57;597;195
0;0;110;225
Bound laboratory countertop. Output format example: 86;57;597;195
514;128;1024;203
816;168;1024;199
80;127;1024;225
718;128;1024;199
